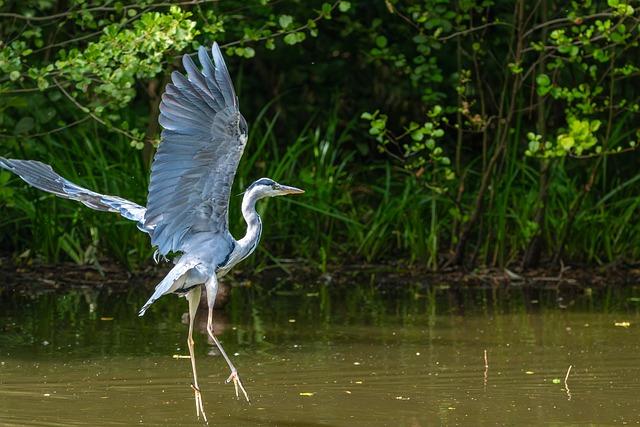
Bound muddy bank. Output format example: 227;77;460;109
2;256;640;293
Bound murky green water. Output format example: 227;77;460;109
1;280;640;426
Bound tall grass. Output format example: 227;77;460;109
0;123;151;269
2;107;640;272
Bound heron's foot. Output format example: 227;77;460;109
226;369;250;403
191;384;208;424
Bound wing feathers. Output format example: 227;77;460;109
198;46;226;105
0;157;148;232
146;43;248;256
183;54;224;112
211;43;236;107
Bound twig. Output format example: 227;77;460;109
568;145;640;159
383;1;421;31
30;4;155;55
53;77;139;141
483;349;489;389
215;1;341;50
564;364;572;400
522;11;616;40
439;22;512;42
0;87;47;94
0;116;90;139
564;364;572;383
0;0;220;22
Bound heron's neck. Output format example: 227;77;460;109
236;190;263;260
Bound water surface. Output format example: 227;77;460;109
1;281;640;425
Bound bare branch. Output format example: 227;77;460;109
53;77;139;141
0;0;220;22
0;116;90;139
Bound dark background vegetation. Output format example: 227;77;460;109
1;0;640;273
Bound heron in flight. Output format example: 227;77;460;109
0;42;303;422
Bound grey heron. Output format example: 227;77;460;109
0;42;304;422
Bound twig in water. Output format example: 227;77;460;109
483;349;489;389
564;364;572;400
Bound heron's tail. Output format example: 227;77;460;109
0;157;149;232
138;258;199;316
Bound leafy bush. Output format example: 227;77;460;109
2;0;640;270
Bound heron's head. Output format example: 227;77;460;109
246;178;304;200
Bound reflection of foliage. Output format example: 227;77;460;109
0;286;195;357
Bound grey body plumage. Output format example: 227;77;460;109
0;42;303;421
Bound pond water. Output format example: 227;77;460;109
1;279;640;426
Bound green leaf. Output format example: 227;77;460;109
338;1;351;12
37;77;49;90
558;134;575;151
508;62;523;74
278;14;293;29
14;117;35;134
375;35;388;48
284;33;298;45
536;74;551;87
321;2;332;18
238;47;255;58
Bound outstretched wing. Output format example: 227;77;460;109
0;157;150;233
144;43;248;256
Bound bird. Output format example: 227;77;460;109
0;42;304;422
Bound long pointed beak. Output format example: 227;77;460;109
279;185;305;195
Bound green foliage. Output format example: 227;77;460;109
0;1;348;146
526;117;602;157
2;0;640;271
358;0;640;268
54;7;197;106
363;105;454;194
0;126;152;268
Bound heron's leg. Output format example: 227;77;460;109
204;276;250;403
186;286;208;423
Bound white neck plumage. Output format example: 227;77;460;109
234;188;263;263
217;179;303;274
